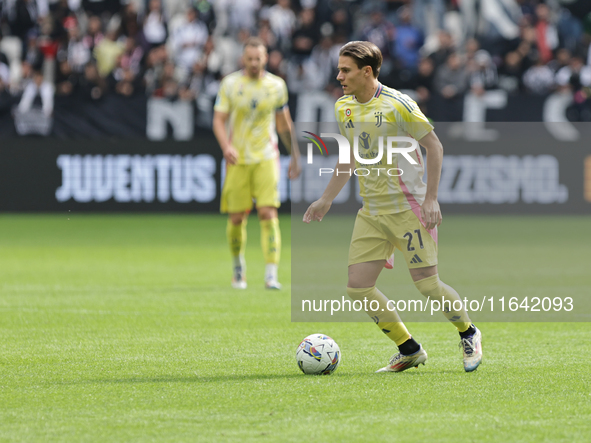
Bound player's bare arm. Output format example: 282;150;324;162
275;106;301;179
303;151;354;224
418;130;444;230
212;110;238;165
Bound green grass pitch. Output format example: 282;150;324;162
1;213;590;442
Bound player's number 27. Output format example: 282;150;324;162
403;230;424;252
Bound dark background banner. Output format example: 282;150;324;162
0;133;224;212
0;90;584;138
1;94;148;138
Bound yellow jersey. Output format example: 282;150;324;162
214;70;288;165
335;83;433;215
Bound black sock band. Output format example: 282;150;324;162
398;337;420;356
459;324;476;339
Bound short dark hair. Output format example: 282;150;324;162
339;41;383;78
244;37;267;52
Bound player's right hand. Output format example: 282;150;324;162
223;146;239;165
303;198;332;223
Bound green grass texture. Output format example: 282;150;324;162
1;214;590;442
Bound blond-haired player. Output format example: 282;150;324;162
213;37;301;290
303;41;482;372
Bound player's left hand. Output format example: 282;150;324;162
420;197;442;230
288;156;301;180
303;198;332;223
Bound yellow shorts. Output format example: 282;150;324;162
220;158;280;213
348;209;438;269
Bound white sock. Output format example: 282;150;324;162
233;255;245;271
265;264;278;282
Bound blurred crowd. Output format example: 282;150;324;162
1;0;591;128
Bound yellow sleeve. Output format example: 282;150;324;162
276;80;288;111
334;102;346;135
214;77;231;113
391;95;433;141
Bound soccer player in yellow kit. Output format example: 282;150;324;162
303;41;483;372
213;37;301;290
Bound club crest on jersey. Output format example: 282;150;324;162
375;111;383;127
346;109;351;117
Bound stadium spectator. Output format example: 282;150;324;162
78;60;106;100
161;0;189;22
194;0;216;33
119;3;141;39
37;14;62;82
93;20;124;77
82;15;104;53
328;7;353;40
523;55;555;95
12;59;33;95
433;51;467;121
81;0;121;18
358;8;395;61
0;70;13;116
266;48;287;80
64;17;91;73
182;37;222;126
555;54;591;120
214;27;250;77
286;53;323;93
534;3;558;64
498;51;526;94
412;0;445;37
308;35;339;90
556;7;584;54
142;0;168;49
222;0;260;36
171;7;208;72
182;57;206;101
55;58;77;96
0;49;12;114
267;0;296;50
49;0;72;25
107;37;143;97
8;0;42;60
414;56;435;105
392;6;424;71
0;49;11;86
291;8;320;60
24;30;43;69
152;58;177;97
434;52;469;99
463;37;480;64
14;68;54;135
257;20;278;53
469;49;498;95
548;47;571;73
555;55;591;91
428;30;455;68
119;36;143;76
143;44;169;96
460;0;521;54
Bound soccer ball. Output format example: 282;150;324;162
295;334;341;375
